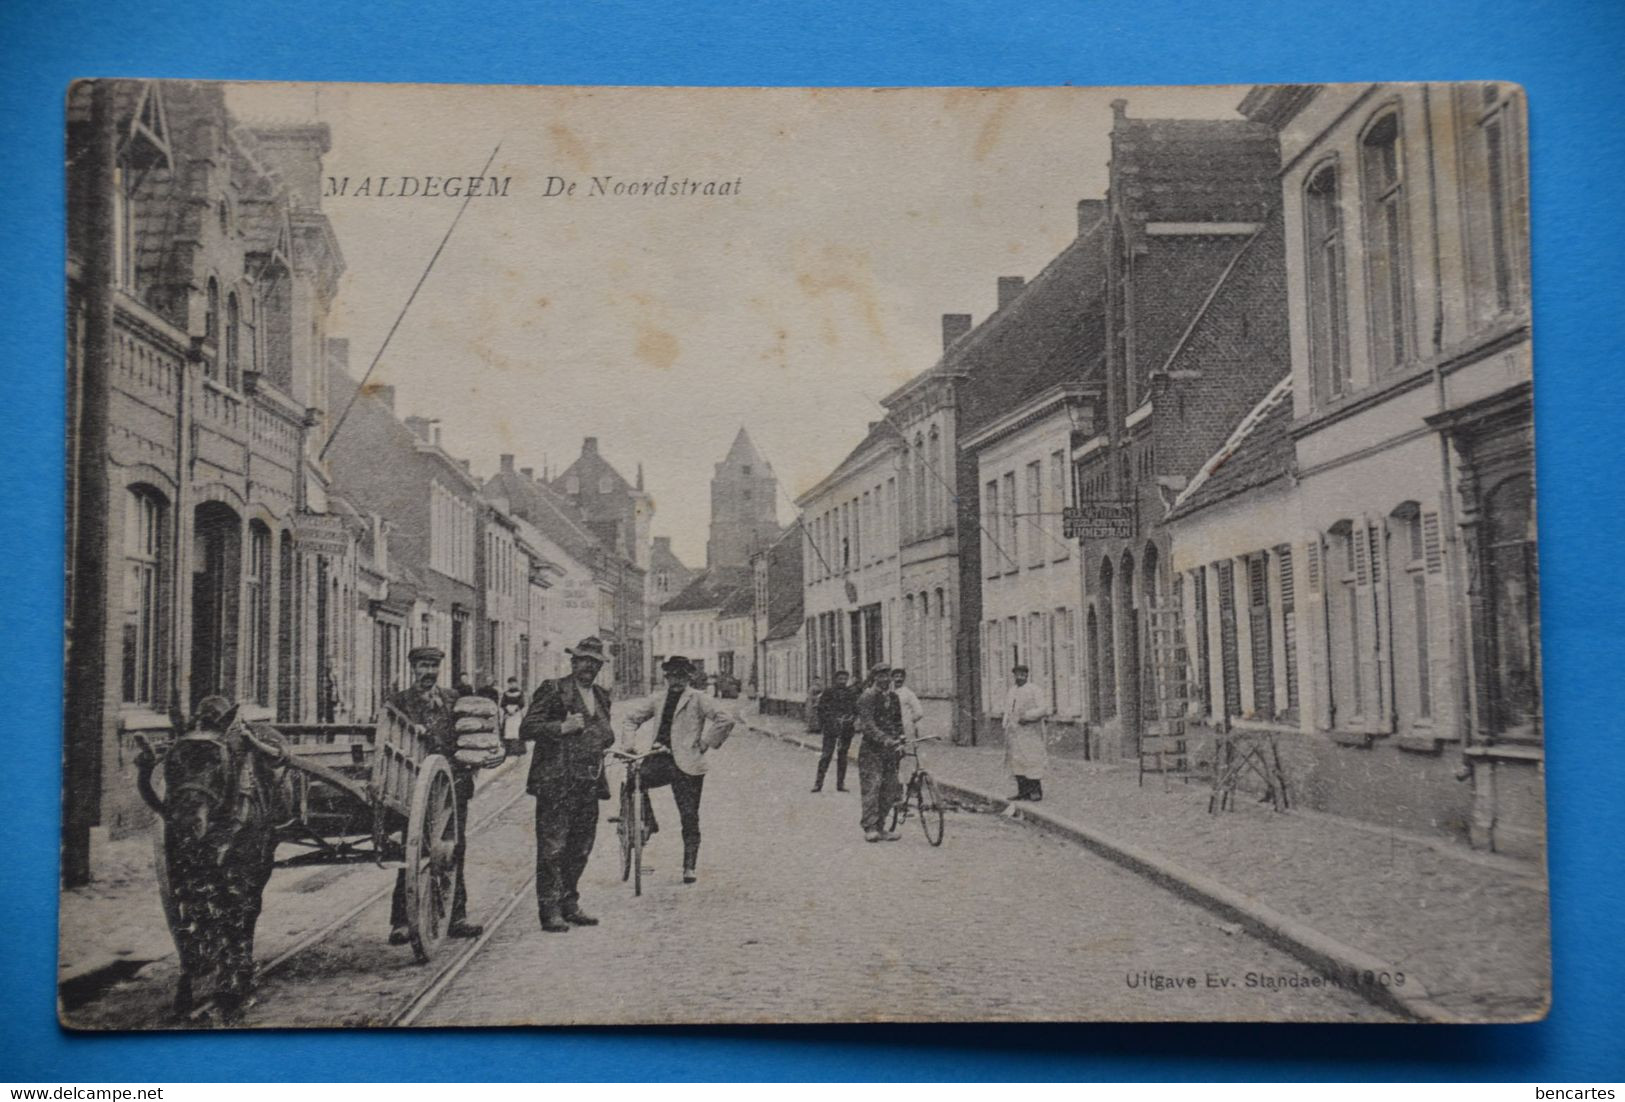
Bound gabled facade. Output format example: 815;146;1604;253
550;436;651;695
1072;102;1285;761
63;80;349;878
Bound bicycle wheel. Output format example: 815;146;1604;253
618;777;635;882
630;774;645;897
916;772;944;846
888;775;911;832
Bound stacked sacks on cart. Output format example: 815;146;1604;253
452;696;506;768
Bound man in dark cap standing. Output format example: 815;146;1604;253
388;645;484;944
855;663;905;842
520;636;617;932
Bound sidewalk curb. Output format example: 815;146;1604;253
747;721;1459;1024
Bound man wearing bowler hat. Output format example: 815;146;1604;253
520;636;617;932
618;655;737;884
388;645;484;944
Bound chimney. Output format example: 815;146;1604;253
997;276;1025;309
1111;98;1129;122
459;458;470;473
431;422;442;447
1076;199;1106;236
942;313;972;351
500;453;515;473
404;415;432;441
582;436;599;455
521;466;535;481
372;384;395;411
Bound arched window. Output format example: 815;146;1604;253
927;426;943;533
1304;162;1350;402
913;434;928;538
204;277;220;379
224;291;240;389
121;486;166;706
1361;110;1411;376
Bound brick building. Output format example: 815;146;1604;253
63;81;350;881
1072;102;1284;761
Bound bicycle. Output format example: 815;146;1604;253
607;745;668;896
887;734;946;846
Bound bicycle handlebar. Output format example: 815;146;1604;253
605;745;671;764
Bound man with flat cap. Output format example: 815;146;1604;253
520;636;617;932
855;663;905;842
1003;662;1051;801
618;655;737;884
388;645;484;944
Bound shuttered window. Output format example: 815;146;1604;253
1248;556;1275;718
1217;561;1241;719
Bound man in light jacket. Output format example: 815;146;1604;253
1003;663;1051;801
618;655;737;884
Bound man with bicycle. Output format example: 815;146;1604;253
855;663;905;842
618;655;737;884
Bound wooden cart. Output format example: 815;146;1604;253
147;705;464;964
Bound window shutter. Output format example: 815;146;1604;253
1306;539;1333;730
1422;511;1444;574
1368;519;1396;734
1352;523;1379;730
1424;512;1457;736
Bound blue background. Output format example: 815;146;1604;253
3;0;1623;1082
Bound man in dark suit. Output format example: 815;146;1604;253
388;646;483;944
520;636;617;932
856;663;904;843
812;669;858;792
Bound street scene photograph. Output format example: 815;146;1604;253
59;79;1545;1028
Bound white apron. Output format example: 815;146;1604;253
1003;684;1050;780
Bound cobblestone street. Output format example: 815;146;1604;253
418;731;1392;1024
749;711;1550;1021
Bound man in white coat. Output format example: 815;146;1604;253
618;655;737;883
1002;662;1051;802
891;668;925;740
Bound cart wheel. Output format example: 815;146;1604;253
404;755;459;964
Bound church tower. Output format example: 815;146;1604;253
706;428;781;568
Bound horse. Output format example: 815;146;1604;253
134;696;288;1021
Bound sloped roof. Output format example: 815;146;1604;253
484;464;605;568
719;584;755;619
719;427;770;472
884;222;1110;438
1113;115;1279;224
661;566;751;613
1166;376;1295;521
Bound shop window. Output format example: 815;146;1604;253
121;486;166;706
